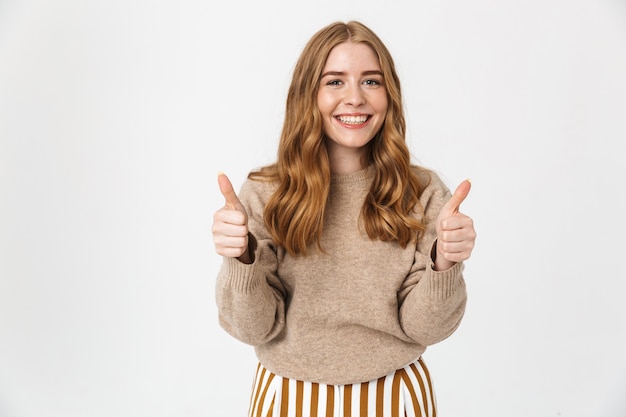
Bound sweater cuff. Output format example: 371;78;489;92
426;261;464;300
224;256;261;294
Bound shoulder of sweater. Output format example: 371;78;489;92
410;165;452;209
238;174;279;208
411;165;447;189
240;174;277;193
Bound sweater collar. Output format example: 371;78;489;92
330;164;375;185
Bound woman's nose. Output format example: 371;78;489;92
343;83;365;106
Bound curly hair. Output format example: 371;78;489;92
249;20;429;256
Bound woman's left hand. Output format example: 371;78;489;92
434;179;476;271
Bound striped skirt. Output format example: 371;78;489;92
248;357;437;417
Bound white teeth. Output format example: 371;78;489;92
337;115;368;124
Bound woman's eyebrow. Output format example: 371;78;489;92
320;71;345;78
320;70;383;77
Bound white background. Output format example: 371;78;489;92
1;0;625;416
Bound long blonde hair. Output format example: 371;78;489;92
250;21;429;256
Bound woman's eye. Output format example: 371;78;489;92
364;79;381;86
327;80;342;86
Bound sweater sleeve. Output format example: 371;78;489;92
215;178;287;346
397;171;468;346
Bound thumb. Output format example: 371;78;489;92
443;179;471;216
217;172;244;210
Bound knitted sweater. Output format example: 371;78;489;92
215;165;467;385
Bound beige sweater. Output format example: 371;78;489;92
216;165;467;385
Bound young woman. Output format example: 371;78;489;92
212;20;476;417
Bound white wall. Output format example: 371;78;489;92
1;0;625;416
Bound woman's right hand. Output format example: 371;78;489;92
212;173;252;263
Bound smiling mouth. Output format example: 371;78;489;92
335;115;369;125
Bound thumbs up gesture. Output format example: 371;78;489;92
434;180;476;271
212;173;252;263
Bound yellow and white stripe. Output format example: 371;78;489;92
248;358;437;417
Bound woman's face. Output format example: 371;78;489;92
317;41;388;170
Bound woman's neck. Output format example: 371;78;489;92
327;148;367;175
